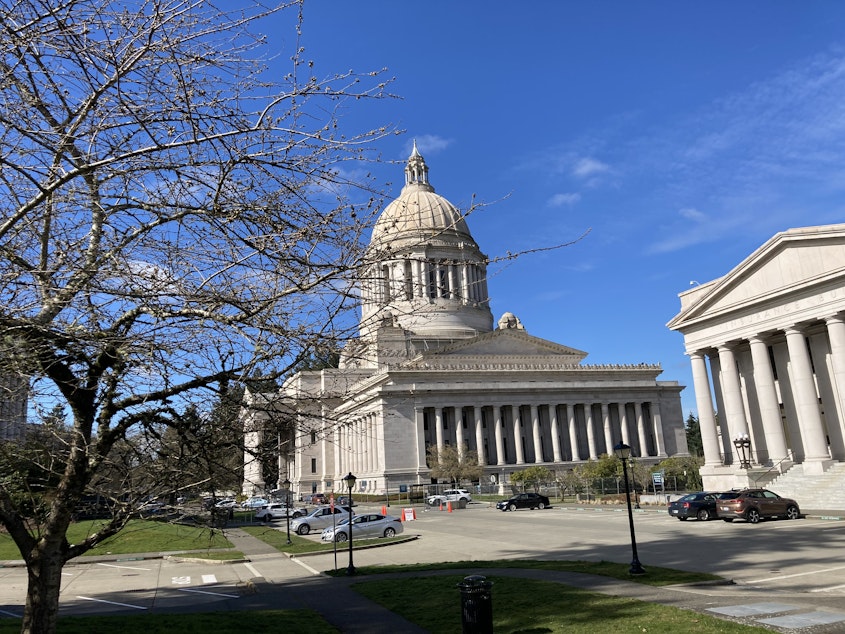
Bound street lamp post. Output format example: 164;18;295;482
342;472;356;576
283;478;292;545
613;441;646;576
733;434;751;469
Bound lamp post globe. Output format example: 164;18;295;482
613;441;646;576
342;472;357;576
283;478;292;545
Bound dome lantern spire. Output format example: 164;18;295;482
404;140;433;191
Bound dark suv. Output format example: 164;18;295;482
717;488;801;524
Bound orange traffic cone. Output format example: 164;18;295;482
447;501;453;513
439;501;443;511
381;505;387;515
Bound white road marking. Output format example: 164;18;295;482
177;588;238;598
0;609;21;618
292;558;321;575
171;576;191;585
97;562;150;571
810;583;845;593
77;595;146;610
745;564;845;584
201;574;217;584
243;562;261;577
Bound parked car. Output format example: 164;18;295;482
427;489;472;506
213;498;237;509
320;514;404;542
255;503;308;521
302;492;327;504
496;492;551;511
667;492;719;521
290;505;354;535
717;489;801;524
241;496;269;509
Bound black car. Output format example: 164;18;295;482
496;492;551;511
667;491;719;521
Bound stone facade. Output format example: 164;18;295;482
668;224;845;492
242;145;687;498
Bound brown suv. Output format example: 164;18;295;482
717;488;801;524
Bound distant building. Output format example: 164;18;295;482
243;145;687;498
669;224;845;509
0;374;28;441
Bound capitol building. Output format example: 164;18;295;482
241;145;687;498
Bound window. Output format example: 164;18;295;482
311;458;317;473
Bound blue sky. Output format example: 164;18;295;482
268;2;845;417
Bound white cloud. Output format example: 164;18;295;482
405;134;452;157
679;207;707;222
572;157;609;179
548;192;581;207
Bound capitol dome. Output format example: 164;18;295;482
370;142;475;250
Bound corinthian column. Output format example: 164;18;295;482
784;326;831;462
690;351;722;466
748;336;788;463
717;345;750;462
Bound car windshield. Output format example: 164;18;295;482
718;492;740;499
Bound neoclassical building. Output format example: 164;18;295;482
242;145;687;498
668;224;845;503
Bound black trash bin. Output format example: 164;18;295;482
457;574;493;634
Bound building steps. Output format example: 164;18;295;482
764;462;845;512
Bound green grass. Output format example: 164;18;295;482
353;575;768;633
0;520;233;560
326;559;723;586
0;610;335;634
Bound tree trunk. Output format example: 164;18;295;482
21;548;64;634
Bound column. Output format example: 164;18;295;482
550;405;563;462
784;326;831;461
494;406;506;465
531;404;543;463
635;401;647;456
717;344;751;448
434;407;444;451
601;402;612;454
474;406;486;466
618;402;630;445
455;407;465;457
651;401;666;456
414;407;427;472
826;315;845;416
512;405;525;465
568;405;580;461
460;263;470;304
585;404;598;460
690;351;723;467
748;335;789;463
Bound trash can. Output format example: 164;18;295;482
457;574;493;634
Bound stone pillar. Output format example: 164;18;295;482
601;402;613;455
435;407;444;452
585;404;598;460
474;406;486;466
531;404;543;463
651;401;666;457
568;405;581;461
414;407;427;472
784;326;832;463
690;352;723;466
495;406;506;465
455;406;466;457
826;315;845;419
717;344;751;452
748;335;789;464
635;402;647;456
618;402;630;445
513;405;525;465
550;405;563;462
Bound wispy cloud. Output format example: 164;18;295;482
405;134;452;157
548;192;581;207
572;157;609;180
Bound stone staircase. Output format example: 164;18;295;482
762;462;845;512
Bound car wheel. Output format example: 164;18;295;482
508;503;517;512
746;508;761;524
335;532;348;542
297;524;310;535
786;505;800;520
384;527;396;538
697;508;710;521
537;502;546;510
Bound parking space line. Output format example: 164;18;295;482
97;563;151;571
0;609;21;618
745;564;845;584
77;595;146;610
176;588;239;599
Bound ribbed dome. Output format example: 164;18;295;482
369;142;475;249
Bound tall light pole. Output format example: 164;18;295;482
283;478;292;545
613;441;646;576
733;434;751;469
342;472;356;576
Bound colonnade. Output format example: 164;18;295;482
688;316;845;470
363;256;488;305
415;400;667;469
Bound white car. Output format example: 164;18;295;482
241;496;269;509
290;505;354;535
427;489;472;506
321;513;404;542
255;503;307;521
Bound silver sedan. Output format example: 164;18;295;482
321;513;404;542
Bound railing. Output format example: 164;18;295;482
749;454;794;487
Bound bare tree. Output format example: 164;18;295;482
426;445;483;486
0;1;395;631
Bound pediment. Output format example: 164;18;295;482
669;224;845;329
413;328;588;363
